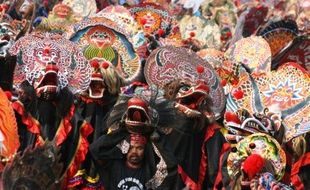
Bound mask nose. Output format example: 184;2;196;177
43;47;51;56
45;62;58;73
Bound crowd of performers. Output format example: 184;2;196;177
0;0;309;189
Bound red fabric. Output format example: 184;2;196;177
178;123;220;190
55;105;75;146
178;165;198;190
66;122;93;180
213;143;231;190
80;95;104;105
198;124;219;188
35;136;44;147
12;101;40;135
50;104;92;189
130;134;147;145
291;152;310;190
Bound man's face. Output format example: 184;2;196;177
126;142;145;167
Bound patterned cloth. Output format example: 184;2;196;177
256;172;293;190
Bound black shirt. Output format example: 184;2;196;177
103;160;146;190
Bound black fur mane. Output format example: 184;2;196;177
18;80;74;118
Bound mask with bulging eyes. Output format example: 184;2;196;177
0;24;14;57
223;108;285;144
122;97;156;135
90;31;112;47
81;59;123;99
145;46;226;120
227;133;286;187
172;81;214;119
0;17;26;58
9;32;92;99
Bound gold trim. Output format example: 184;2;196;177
71;168;100;184
15;101;41;132
107;127;112;134
85;174;100;183
54;119;64;145
74;169;86;177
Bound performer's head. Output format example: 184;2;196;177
126;134;147;169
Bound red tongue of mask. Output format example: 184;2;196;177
133;110;142;121
188;103;196;109
128;98;148;122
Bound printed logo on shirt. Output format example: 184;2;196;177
117;177;144;190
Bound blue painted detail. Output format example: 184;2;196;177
282;96;310;118
250;75;264;112
226;94;238;112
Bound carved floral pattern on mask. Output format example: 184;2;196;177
9;32;91;94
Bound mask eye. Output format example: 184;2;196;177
179;84;190;93
1;28;7;33
249;143;256;149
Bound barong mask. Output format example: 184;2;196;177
165;79;213;119
9;32;91;99
129;2;181;48
257;19;298;58
130;3;172;35
197;48;239;93
257;19;309;71
96;5;140;40
225;36;272;75
0;12;27;58
62;0;97;20
226;62;310;142
96;5;149;50
107;87;179;136
35;3;76;34
224;108;284;143
145;46;225;120
82;59;124;99
123;97;155;135
70;17;141;84
227;133;286;187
